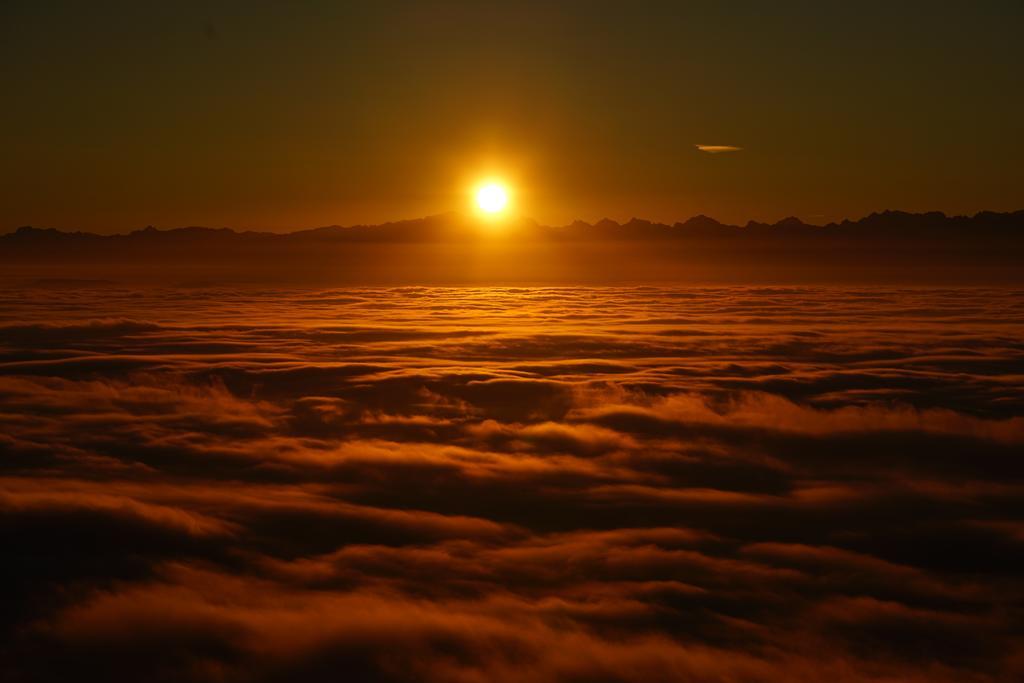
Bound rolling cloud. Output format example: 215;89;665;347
1;285;1023;681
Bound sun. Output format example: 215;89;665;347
475;182;509;215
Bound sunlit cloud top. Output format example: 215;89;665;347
696;145;743;154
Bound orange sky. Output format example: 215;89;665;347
2;1;1022;232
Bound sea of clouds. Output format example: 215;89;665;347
1;285;1023;682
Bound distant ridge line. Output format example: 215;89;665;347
6;208;1024;239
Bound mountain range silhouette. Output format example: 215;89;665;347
3;210;1022;285
7;209;1024;242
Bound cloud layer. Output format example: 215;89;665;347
2;285;1023;681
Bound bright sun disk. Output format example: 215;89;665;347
476;183;509;214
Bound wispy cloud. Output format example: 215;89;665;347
696;144;743;153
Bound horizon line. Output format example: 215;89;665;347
6;208;1024;238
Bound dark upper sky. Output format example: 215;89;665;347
2;0;1022;233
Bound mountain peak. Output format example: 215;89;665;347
679;215;724;229
774;216;809;229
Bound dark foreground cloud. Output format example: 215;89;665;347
1;286;1023;681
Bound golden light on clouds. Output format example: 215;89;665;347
696;145;743;154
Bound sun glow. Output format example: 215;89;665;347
475;182;509;215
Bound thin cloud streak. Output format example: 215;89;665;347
696;144;743;153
